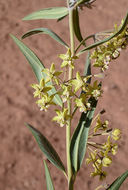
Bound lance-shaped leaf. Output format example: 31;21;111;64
23;7;69;20
10;34;62;107
73;8;84;45
70;51;93;173
43;160;55;190
26;123;65;173
70;99;97;173
107;170;128;190
78;12;128;55
84;51;91;84
22;28;69;48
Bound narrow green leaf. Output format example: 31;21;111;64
23;7;68;20
77;104;96;170
73;8;84;45
70;113;85;172
22;28;69;48
57;14;68;22
10;34;62;107
10;34;45;82
70;99;97;173
43;160;55;190
70;52;93;173
26;123;65;173
78;12;128;55
84;51;91;83
107;170;128;190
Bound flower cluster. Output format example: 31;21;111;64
93;116;109;133
31;49;103;126
75;94;91;113
60;83;74;103
59;49;78;69
31;78;55;111
42;63;63;85
86;116;121;180
53;108;71;127
31;63;63;111
91;22;128;72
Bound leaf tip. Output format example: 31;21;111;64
22;16;28;21
43;159;47;166
25;122;31;130
24;122;28;127
21;35;25;40
10;34;15;39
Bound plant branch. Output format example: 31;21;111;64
66;2;75;189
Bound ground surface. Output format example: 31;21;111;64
0;0;128;190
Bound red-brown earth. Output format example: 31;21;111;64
0;0;128;189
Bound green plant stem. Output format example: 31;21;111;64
66;3;75;189
75;34;95;53
69;10;75;56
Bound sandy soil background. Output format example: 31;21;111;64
0;0;128;189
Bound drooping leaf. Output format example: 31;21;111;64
70;99;97;173
23;7;68;20
26;123;65;173
78;12;128;55
22;28;69;48
10;34;62;107
10;34;46;82
73;8;84;45
43;160;55;190
107;170;128;190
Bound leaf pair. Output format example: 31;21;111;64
22;7;69;48
10;7;73;107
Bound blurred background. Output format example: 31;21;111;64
0;0;128;189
